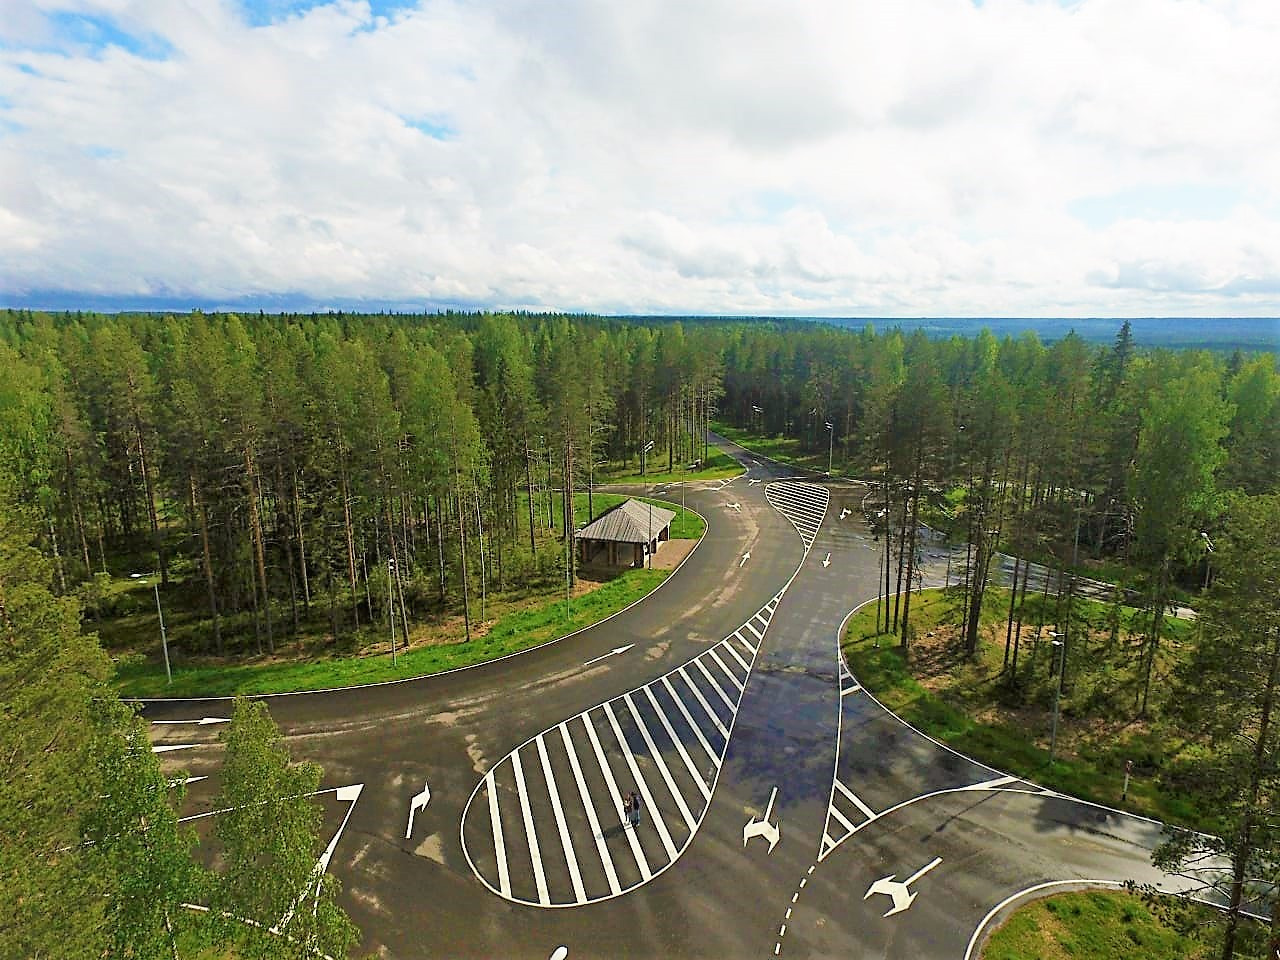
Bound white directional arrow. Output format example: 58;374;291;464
839;508;851;520
583;644;634;666
743;786;780;853
726;501;741;512
739;551;751;568
151;717;231;725
863;856;942;917
748;478;762;485
170;776;207;787
822;552;832;568
405;781;432;839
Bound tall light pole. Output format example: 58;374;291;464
131;572;171;684
1200;531;1215;590
1049;637;1065;764
752;404;763;435
388;557;397;666
642;440;656;569
642;438;654;478
825;420;834;476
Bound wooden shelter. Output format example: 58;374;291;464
575;499;676;568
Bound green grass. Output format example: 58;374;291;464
600;448;742;485
711;422;837;474
116;567;669;698
843;587;1200;828
982;890;1210;960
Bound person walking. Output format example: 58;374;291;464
622;792;632;829
629;791;642;828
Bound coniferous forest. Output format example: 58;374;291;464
0;309;1275;671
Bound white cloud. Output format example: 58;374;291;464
0;0;1278;315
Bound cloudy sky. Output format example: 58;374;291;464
2;0;1279;316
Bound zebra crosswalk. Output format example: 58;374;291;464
765;480;829;551
462;592;785;907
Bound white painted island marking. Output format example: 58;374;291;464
743;786;780;853
405;781;432;839
583;644;635;667
549;948;569;960
152;717;231;726
863;856;942;917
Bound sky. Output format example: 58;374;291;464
2;0;1279;317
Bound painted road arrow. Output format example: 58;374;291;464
743;786;780;853
583;644;635;666
152;743;198;754
863;856;942;917
748;478;762;485
152;717;231;725
726;501;741;512
839;508;851;520
822;552;832;568
740;550;751;568
405;781;432;839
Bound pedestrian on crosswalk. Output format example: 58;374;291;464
622;792;632;829
629;791;642;827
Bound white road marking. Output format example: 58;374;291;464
581;711;651;881
722;640;751;673
826;802;857;836
840;682;862;697
692;657;736;712
558;722;621;896
152;743;198;754
962;880;1125;960
536;735;586;904
743;786;780;853
642;686;711;802
706;648;744;692
676;666;730;740
583;644;635;667
405;781;432;839
661;675;721;767
623;694;697;832
602;701;679;861
963;775;1018;791
510;748;550;905
743;620;764;641
863;856;942;918
549;946;569;960
485;770;512;898
834;779;876;820
737;632;758;656
152;717;230;725
739;550;750;567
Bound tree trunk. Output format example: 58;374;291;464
244;446;274;654
293;471;310;610
190;474;222;656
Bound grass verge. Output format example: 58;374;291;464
117;567;669;698
842;586;1200;827
600;448;742;486
711;422;843;475
981;890;1212;960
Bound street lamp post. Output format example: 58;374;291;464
1047;633;1064;764
642;438;655;477
131;573;171;684
825;421;834;476
388;557;397;666
1200;532;1215;590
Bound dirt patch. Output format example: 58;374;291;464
651;538;697;570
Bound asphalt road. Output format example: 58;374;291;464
143;437;1209;959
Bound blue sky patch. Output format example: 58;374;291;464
1069;183;1242;227
240;0;419;28
46;12;174;60
403;116;456;140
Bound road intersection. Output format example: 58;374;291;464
143;438;1206;958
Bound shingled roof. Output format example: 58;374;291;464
575;499;676;544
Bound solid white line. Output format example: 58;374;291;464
510;748;550;906
964;775;1018;791
706;648;744;692
485;770;511;898
602;701;679;862
840;682;862;697
677;666;731;740
558;722;621;896
643;685;711;801
152;743;198;753
536;735;586;904
722;639;751;673
581;711;651;881
692;657;736;712
826;802;857;835
624;694;697;832
662;675;721;767
834;779;876;820
743;620;764;641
